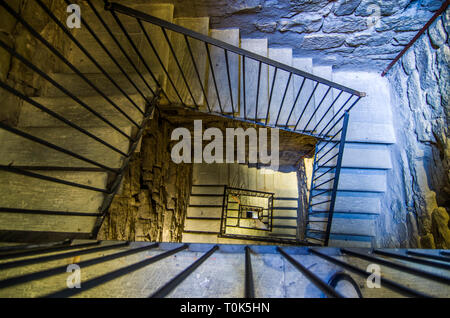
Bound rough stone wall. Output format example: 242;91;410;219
385;6;449;248
139;0;444;70
97;110;193;242
0;0;73;125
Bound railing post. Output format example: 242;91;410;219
245;246;255;298
305;145;319;242
323;111;349;246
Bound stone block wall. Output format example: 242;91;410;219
142;0;445;70
97;110;193;242
385;6;449;248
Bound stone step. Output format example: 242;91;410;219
181;232;276;245
189;195;223;206
268;232;297;239
0;213;97;235
262;168;275;192
308;217;376;236
132;4;175;92
328;234;373;248
332;71;393;125
226;226;296;238
0;171;107;213
66;30;142;75
248;167;257;191
184;218;220;232
307;232;373;248
18;95;145;128
272;218;298;227
268;48;293;125
192;163;228;185
310;191;381;214
313;168;387;192
271;226;297;235
166;17;210;106
345;121;396;144
43;73;157;98
272;208;298;218
191;184;225;195
80;3;174;35
316;142;393;169
187;206;222;218
239;38;269;120
0;126;131;169
227;163;241;188
287;58;315;127
207;28;240;113
273;170;298;197
273;198;298;208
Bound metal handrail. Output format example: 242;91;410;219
1;241;448;298
107;2;365;98
0;0;363;244
107;1;365;140
305;112;350;246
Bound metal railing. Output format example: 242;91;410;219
106;1;365;137
0;0;364;243
305;112;350;246
105;2;365;246
0;240;449;298
220;186;275;237
0;0;158;240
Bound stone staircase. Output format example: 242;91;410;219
307;72;395;247
182;163;300;244
0;2;396;247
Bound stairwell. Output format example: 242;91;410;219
0;1;397;248
183;163;301;244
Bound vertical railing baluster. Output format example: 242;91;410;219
320;96;361;137
317;95;352;136
309;249;432;298
265;67;278;125
294;82;319;131
242;56;247;119
303;86;332;132
312;90;344;133
205;43;224;113
275;72;293;126
137;19;185;106
323;112;349;246
255;61;262;121
305;145;319;242
278;247;343;297
35;0;142;128
161;27;198;108
110;10;170;102
90;0;155;98
150;245;219;298
224;50;236;117
285;77;306;128
0;76;129;155
245;246;255;298
72;0;146;114
185;35;212;112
